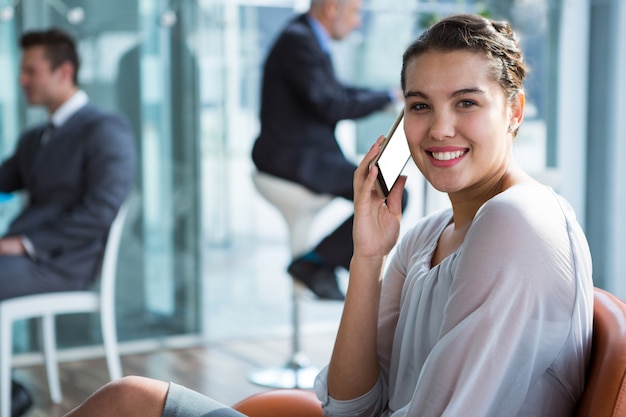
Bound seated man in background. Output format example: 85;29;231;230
0;28;135;417
252;0;404;301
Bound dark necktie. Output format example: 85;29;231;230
40;122;55;146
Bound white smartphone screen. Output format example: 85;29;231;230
374;112;411;197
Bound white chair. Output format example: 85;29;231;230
249;171;333;389
0;202;128;417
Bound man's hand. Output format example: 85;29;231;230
0;236;26;255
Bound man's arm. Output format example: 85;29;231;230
278;30;392;123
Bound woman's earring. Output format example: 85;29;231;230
508;124;515;132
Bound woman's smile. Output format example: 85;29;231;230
427;146;469;167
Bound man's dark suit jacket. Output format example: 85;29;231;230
0;103;135;289
252;13;391;198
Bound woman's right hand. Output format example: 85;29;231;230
352;135;407;262
327;136;406;401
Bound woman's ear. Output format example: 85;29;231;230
508;90;525;131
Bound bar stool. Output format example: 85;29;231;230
249;171;333;389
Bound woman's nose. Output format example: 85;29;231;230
428;112;455;140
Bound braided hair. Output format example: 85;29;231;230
401;14;526;104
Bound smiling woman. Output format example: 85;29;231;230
316;13;594;417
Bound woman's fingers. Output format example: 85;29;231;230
355;135;386;195
387;175;407;218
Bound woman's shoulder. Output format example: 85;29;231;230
471;183;581;250
488;181;553;203
478;183;571;225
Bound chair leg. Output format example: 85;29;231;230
285;281;319;388
247;281;319;389
0;313;13;417
248;180;330;389
100;306;122;380
41;315;62;403
287;216;317;260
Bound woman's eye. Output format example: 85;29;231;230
411;103;429;111
458;100;476;108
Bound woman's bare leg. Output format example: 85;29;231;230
64;376;169;417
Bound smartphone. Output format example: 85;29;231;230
371;110;411;198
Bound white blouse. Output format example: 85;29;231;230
316;183;594;417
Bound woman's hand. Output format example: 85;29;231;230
352;135;407;261
327;136;406;401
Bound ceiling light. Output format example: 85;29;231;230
0;5;14;21
159;9;177;27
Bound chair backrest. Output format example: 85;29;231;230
575;288;626;417
97;202;129;306
232;389;323;417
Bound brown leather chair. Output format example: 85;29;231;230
575;287;626;417
232;389;323;417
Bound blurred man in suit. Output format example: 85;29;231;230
0;28;135;416
252;0;403;300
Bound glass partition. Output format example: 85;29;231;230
0;21;22;232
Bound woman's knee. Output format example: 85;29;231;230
104;376;169;416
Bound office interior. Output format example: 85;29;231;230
0;0;624;400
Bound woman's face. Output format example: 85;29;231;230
403;49;523;196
